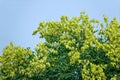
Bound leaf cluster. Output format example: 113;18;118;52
0;12;120;80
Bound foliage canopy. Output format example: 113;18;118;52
0;12;120;80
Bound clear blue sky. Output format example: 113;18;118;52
0;0;120;53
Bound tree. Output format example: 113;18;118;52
0;12;120;80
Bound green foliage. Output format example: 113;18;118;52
0;12;120;80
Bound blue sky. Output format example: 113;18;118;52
0;0;120;53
